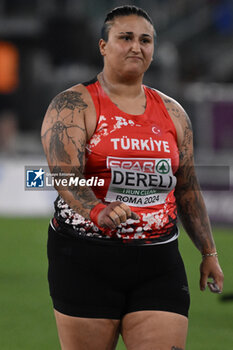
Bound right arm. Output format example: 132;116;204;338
41;87;100;220
41;86;138;228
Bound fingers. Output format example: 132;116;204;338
119;203;131;218
200;258;224;293
101;216;116;230
207;280;221;294
200;274;222;293
131;211;139;220
98;201;139;229
200;270;208;291
110;205;127;225
212;269;224;293
119;203;140;220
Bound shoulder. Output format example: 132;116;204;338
155;89;193;149
47;83;94;115
43;83;97;140
155;90;191;129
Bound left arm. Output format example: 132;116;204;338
161;94;224;293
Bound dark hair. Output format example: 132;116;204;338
101;5;155;41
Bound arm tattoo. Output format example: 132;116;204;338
174;111;215;252
42;90;100;219
51;165;99;219
49;121;72;164
179;124;193;162
162;96;215;252
68;166;98;211
49;90;88;114
42;91;86;164
164;98;181;118
177;114;194;176
77;140;85;173
171;347;184;350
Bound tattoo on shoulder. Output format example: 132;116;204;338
42;91;87;165
163;98;192;131
163;98;181;119
50;90;88;114
171;347;184;350
184;111;192;131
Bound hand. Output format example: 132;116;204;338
98;201;139;229
200;256;224;293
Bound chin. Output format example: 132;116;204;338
120;67;145;80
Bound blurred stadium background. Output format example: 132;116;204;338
0;0;232;349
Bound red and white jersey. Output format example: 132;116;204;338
54;78;180;245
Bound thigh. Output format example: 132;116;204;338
47;225;125;319
54;309;120;350
125;241;190;318
121;310;188;350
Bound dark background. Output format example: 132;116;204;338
0;0;232;221
0;0;233;131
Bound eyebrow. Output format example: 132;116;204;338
119;31;152;38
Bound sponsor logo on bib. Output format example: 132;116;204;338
105;157;176;207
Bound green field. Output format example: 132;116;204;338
0;217;232;350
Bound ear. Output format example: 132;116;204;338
99;39;107;56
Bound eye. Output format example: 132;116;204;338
119;35;131;41
141;38;151;44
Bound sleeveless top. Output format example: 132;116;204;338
53;78;180;245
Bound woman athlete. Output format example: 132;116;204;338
41;5;224;350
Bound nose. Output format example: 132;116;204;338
131;39;141;53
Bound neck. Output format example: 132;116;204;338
98;69;144;98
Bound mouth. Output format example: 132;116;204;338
126;56;143;61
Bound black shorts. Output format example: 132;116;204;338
47;225;190;319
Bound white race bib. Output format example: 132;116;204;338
105;157;176;207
